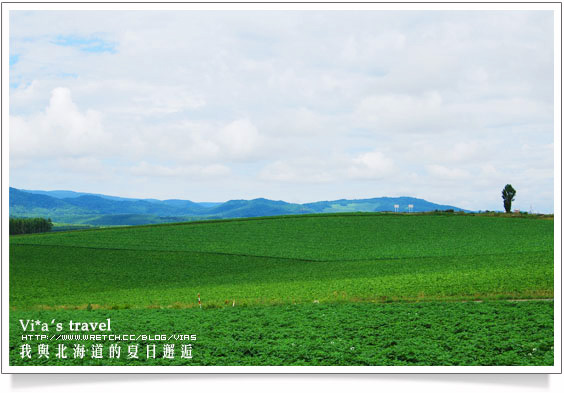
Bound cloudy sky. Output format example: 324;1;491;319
9;10;555;212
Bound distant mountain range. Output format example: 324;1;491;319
9;187;471;226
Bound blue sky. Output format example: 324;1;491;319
8;10;555;212
51;35;117;53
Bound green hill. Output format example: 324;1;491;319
9;213;553;366
10;213;553;307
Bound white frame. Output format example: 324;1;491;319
2;1;561;374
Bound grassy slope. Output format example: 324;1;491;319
9;213;554;366
10;244;552;310
11;213;553;260
10;213;553;310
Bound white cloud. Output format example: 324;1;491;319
121;85;206;115
10;87;111;160
259;158;337;183
259;150;395;183
341;31;406;65
10;80;42;109
56;157;106;174
426;164;471;180
8;10;555;211
218;119;262;160
407;140;492;165
130;162;231;178
10;86;266;169
348;151;395;179
139;118;266;164
354;91;445;131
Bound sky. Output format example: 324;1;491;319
8;10;555;212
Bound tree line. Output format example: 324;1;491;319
9;217;53;235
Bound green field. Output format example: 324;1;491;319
9;213;554;366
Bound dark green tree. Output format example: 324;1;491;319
501;184;516;213
9;217;53;235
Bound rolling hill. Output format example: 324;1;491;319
9;213;554;366
10;187;470;225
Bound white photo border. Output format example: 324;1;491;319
1;0;561;374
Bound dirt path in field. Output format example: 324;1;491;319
461;298;553;303
502;298;553;302
16;297;554;312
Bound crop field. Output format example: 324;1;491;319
9;213;554;366
10;302;553;366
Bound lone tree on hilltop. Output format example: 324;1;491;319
501;184;516;213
